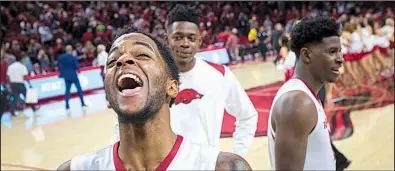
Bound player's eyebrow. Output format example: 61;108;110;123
109;41;154;55
109;46;119;55
133;41;155;52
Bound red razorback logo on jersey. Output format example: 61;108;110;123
174;89;204;105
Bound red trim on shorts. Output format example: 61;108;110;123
113;135;184;171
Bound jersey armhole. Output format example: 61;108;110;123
309;124;317;135
271;89;318;136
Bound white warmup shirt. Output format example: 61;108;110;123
267;78;335;170
114;59;258;157
7;61;28;83
70;135;220;170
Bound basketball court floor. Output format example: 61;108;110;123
1;61;394;170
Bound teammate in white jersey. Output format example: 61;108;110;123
57;27;252;171
267;16;343;170
113;4;258;158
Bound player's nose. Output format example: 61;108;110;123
180;38;190;48
336;52;344;65
116;56;136;67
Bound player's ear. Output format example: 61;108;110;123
300;47;312;64
167;79;178;99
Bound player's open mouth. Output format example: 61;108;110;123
117;73;144;96
177;51;192;57
331;68;340;74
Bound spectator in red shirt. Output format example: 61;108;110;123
82;28;94;44
0;53;7;84
226;28;240;62
331;8;339;19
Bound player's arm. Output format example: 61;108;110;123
223;66;258;158
215;152;252;171
56;160;71;171
272;91;318;170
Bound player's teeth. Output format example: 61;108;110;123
118;74;142;85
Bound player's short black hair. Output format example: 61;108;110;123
167;4;200;27
290;16;341;60
112;26;179;106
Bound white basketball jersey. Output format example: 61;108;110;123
267;78;335;170
70;135;219;170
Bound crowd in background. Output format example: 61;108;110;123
0;1;394;84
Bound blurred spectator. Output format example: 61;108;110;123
53;38;64;55
93;44;107;67
38;22;53;46
263;15;273;30
37;49;51;70
82;28;94;44
271;23;283;54
27;39;42;57
249;15;259;29
10;40;21;57
4;50;16;66
30;63;47;76
83;40;96;61
21;51;34;72
72;42;85;61
248;25;257;43
257;26;270;61
226;28;240;62
0;50;7;84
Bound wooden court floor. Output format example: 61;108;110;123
1;62;394;170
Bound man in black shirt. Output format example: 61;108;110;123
257;26;270;61
271;23;283;55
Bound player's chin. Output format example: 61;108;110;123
119;95;146;108
327;76;339;83
177;55;194;62
118;103;145;116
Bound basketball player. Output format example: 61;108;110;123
267;16;343;170
57;27;252;170
113;4;258;158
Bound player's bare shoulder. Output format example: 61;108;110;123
273;90;317;119
272;90;318;133
57;160;71;171
215;152;252;171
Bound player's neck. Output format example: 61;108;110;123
179;58;196;73
293;64;323;95
118;106;177;170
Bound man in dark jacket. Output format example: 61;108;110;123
58;45;86;111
